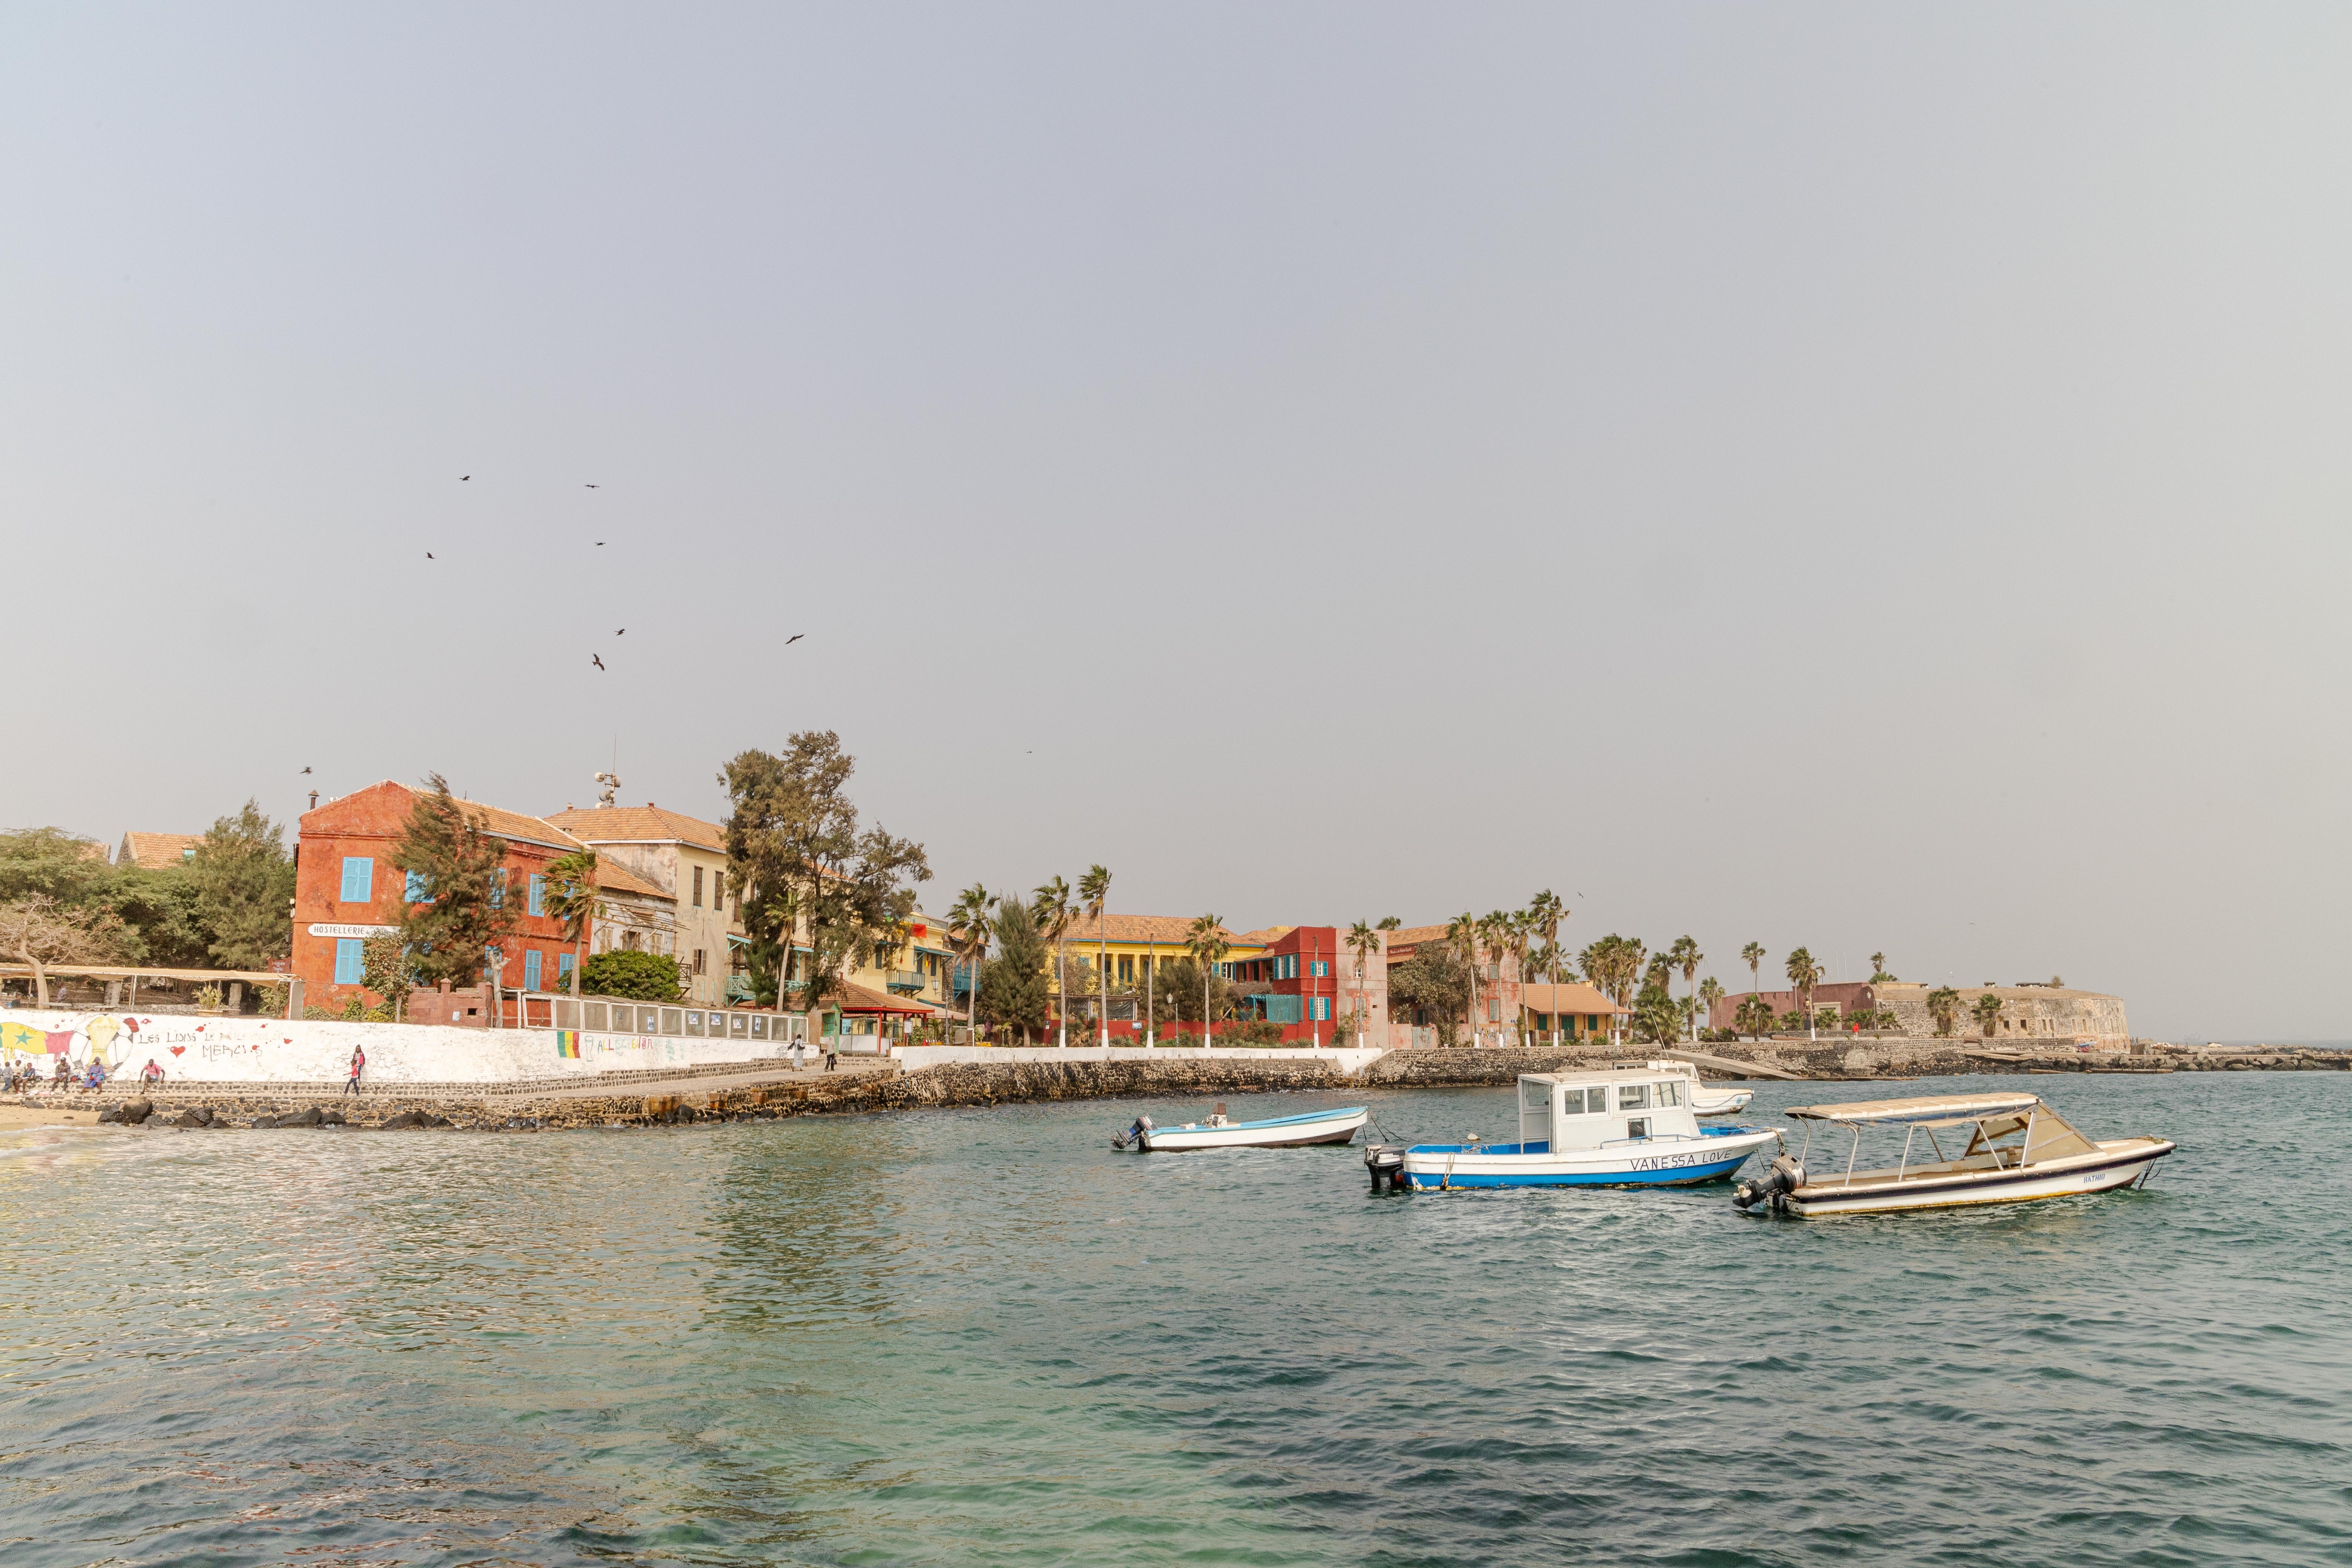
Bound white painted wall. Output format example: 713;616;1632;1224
0;1009;786;1086
889;1043;1386;1074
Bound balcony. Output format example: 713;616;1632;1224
887;970;928;995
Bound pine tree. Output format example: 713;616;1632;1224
188;799;297;971
389;775;519;990
978;896;1050;1042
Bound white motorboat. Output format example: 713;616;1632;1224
1646;1059;1754;1116
1733;1091;2174;1217
1115;1103;1368;1152
1366;1070;1779;1191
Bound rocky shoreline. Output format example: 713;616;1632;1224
5;1039;2339;1132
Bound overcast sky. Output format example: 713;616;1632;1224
5;5;2346;1040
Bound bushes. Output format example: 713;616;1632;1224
579;950;685;1002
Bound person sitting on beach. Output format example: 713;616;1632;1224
51;1058;71;1089
140;1058;165;1085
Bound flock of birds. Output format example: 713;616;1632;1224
432;475;804;674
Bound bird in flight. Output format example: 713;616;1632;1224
786;634;803;645
595;541;605;546
592;654;606;671
459;475;470;481
300;766;312;775
584;484;599;488
426;551;435;559
616;628;626;636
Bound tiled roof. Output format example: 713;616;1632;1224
543;805;727;852
1069;913;1257;948
1382;923;1457;952
118;832;201;870
1519;982;1622;1016
828;978;942;1015
594;861;673;900
1233;927;1292;946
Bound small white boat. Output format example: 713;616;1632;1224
1733;1092;2174;1217
1116;1103;1368;1152
1646;1059;1754;1116
1368;1071;1779;1191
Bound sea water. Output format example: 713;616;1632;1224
2;1072;2346;1566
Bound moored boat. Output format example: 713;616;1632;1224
1115;1103;1368;1152
1733;1092;2174;1217
1646;1059;1754;1116
1370;1070;1779;1190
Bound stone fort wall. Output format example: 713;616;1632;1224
1871;983;2128;1047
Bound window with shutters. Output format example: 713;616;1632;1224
528;874;546;916
339;857;373;903
334;938;364;984
714;871;725;910
524;949;543;991
405;870;430;902
694;948;707;975
489;872;505;908
693;866;704;907
1487;998;1501;1021
558;952;575;984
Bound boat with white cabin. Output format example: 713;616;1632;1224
1646;1059;1754;1116
1366;1070;1779;1191
1732;1091;2174;1217
1115;1102;1369;1152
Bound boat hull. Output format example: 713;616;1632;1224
1782;1138;2174;1216
1139;1108;1368;1151
1693;1088;1753;1116
1398;1127;1779;1189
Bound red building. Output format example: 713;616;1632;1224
293;782;591;1008
1231;925;1378;1039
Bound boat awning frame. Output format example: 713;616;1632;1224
1785;1092;2043;1125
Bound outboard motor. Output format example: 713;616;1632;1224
1113;1115;1155;1150
1364;1144;1408;1193
1733;1152;1805;1214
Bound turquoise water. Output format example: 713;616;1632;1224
3;1073;2347;1566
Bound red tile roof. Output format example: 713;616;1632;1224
118;832;201;870
593;861;672;900
1519;982;1622;1016
1067;913;1258;947
543;805;726;851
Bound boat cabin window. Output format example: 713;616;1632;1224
1618;1084;1651;1112
1561;1087;1603;1114
1657;1080;1682;1108
1522;1083;1550;1110
1626;1117;1649;1139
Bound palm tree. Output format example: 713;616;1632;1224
1499;909;1535;1046
1446;911;1481;1045
1525;890;1566;1044
1185;914;1228;1046
1697;976;1723;1038
1785;947;1822;1040
948;882;991;1039
1972;991;2004;1038
1665;935;1703;1041
1034;874;1074;1047
1346;920;1380;1049
1741;941;1764;1012
543;849;599;1003
1870;950;1893;982
1079;864;1112;1048
1926;986;1960;1038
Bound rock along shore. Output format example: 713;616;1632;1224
6;1038;2338;1132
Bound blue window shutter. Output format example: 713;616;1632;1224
558;952;575;981
529;874;546;916
334;939;365;985
490;872;504;909
340;856;373;902
406;870;428;902
524;950;543;991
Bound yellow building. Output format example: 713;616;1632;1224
1029;915;1277;1017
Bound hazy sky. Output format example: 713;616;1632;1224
6;5;2347;1040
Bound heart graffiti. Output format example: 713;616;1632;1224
169;1046;185;1057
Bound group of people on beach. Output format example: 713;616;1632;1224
3;1057;117;1093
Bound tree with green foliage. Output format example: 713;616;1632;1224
581;949;685;1001
1579;934;1646;1046
1633;980;1681;1046
720;732;930;1028
1185;914;1230;1043
1387;943;1472;1046
1080;864;1112;1048
188;799;297;971
1733;993;1775;1039
98;869;207;969
1034;874;1076;1047
1926;987;1960;1037
1784;947;1823;1041
1664;935;1704;1041
0;894;125;1008
977;895;1050;1042
948;883;991;1036
1151;957;1232;1027
1972;991;2004;1037
1870;951;1896;982
388;774;519;992
1741;941;1765;998
1698;976;1724;1035
542;850;599;998
0;828;114;906
362;935;419;1020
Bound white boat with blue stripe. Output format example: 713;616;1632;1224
1371;1070;1778;1191
1118;1103;1369;1152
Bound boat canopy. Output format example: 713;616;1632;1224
1784;1092;2042;1125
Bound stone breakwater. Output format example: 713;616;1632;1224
11;1041;2341;1133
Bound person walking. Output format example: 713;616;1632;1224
823;1038;838;1072
343;1045;366;1096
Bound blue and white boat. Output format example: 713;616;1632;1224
1367;1070;1778;1191
1116;1104;1369;1152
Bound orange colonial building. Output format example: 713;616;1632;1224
292;782;591;1007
